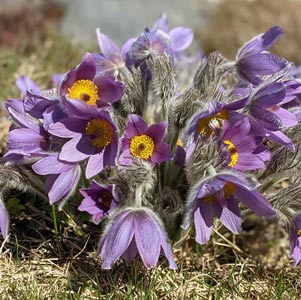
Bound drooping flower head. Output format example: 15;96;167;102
60;53;124;107
236;26;288;85
183;171;276;245
78;181;119;224
290;215;301;266
119;114;172;165
98;207;177;269
49;100;119;179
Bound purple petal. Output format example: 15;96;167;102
0;200;9;238
269;107;298;128
237;26;283;58
76;52;96;81
120;38;137;60
122;238;139;262
52;73;65;86
144;121;167;143
134;212;161;268
152;13;169;32
150;142;173;164
94;76;124;103
32;154;73;175
119;149;133;166
235;185;276;217
124;114;148;139
252;82;286;107
235;153;266;171
266;130;295;151
194;201;214;245
16;76;40;95
96;29;120;58
100;211;135;269
78;197;103;215
59;136;92;162
103;136;118;167
169;27;193;52
250;105;282;131
49;118;87;138
219;197;241;234
48;165;80;205
86;152;104;179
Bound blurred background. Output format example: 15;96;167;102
1;0;301;150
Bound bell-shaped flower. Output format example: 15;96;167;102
98;207;177;269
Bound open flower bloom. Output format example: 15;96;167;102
49;99;119;179
0;198;9;238
236;26;288;85
98;207;177;269
60;53;124;107
290;216;301;266
183;171;276;245
32;153;81;208
119;114;172;165
78;181;119;224
221;118;270;171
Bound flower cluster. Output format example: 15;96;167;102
2;14;301;269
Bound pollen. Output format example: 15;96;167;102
223;140;238;167
223;182;237;199
197;109;229;136
298;229;301;236
67;79;99;106
177;139;184;147
85;119;113;148
130;134;155;160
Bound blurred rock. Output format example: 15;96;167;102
60;0;206;46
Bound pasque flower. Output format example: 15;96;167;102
98;207;177;269
119;114;172;165
78;181;119;224
290;215;301;266
0;199;9;238
236;26;288;85
49;99;119;179
183;171;276;245
61;53;124;106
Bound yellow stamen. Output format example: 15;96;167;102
223;182;237;199
130;134;155;160
223;140;238;167
177;139;184;147
67;79;99;106
298;229;301;236
85;119;113;148
197;109;229;136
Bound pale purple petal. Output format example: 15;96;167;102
78;197;103;215
122;238;139;262
250;105;282;131
121;38;137;60
134;212;161;268
16;76;40;95
169;27;193;52
48;118;87;138
270;107;298;128
219;197;241;234
0;200;9;238
119;149;133;166
266;130;295;151
152;13;169;32
235;185;276;217
52;73;64;86
96;29;120;58
86;152;104;179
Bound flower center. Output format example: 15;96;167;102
67;79;99;106
177;139;184;147
223;140;238;167
203;181;236;202
130;134;155;160
298;229;301;236
99;190;114;209
197;110;228;136
85;119;113;148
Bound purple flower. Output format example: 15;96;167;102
78;181;119;224
119;114;172;165
183;171;276;245
49;100;118;179
32;153;81;208
0;199;9;239
60;53;124;106
94;29;136;76
98;207;177;269
236;26;288;85
221;118;270;171
290;216;301;266
16;75;40;96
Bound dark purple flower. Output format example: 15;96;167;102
98;207;177;269
119;114;172;165
60;53;124;106
49;100;118;179
236;26;288;85
221;118;270;171
290;215;301;266
78;181;119;224
183;171;276;245
0;199;9;239
32;153;81;208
